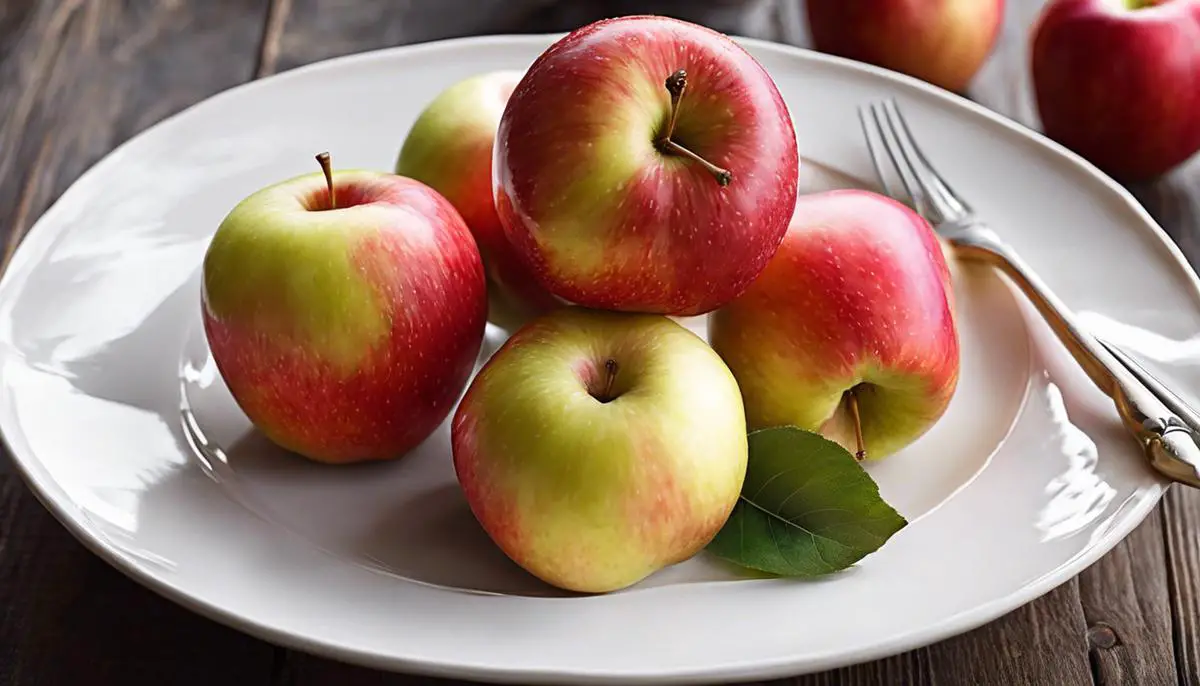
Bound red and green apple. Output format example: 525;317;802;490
202;154;488;464
396;70;560;329
452;307;748;593
807;0;1005;94
493;15;800;316
710;189;960;460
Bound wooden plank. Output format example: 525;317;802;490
0;0;83;278
0;0;278;683
790;583;1091;686
256;0;795;79
0;475;278;685
1152;163;1200;685
776;648;935;686
1164;485;1200;684
257;0;553;77
277;653;452;685
1077;515;1177;685
919;583;1091;686
0;0;268;267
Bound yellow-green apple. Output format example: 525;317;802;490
395;71;561;329
451;307;748;593
710;189;959;460
493;15;800;317
202;153;488;464
807;0;1005;93
1031;0;1200;181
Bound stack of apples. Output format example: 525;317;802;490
201;15;960;594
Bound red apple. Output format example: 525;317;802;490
710;189;960;460
807;0;1005;94
1031;0;1200;181
494;15;799;317
396;71;561;329
202;154;488;464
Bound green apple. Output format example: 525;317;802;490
451;307;748;593
710;189;960;460
396;70;560;330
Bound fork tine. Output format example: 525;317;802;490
883;100;971;219
867;102;928;213
857;106;902;200
877;101;941;221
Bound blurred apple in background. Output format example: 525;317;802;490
452;307;748;593
494;15;799;316
203;154;488;464
806;0;1006;94
710;189;960;461
1031;0;1200;182
396;70;561;330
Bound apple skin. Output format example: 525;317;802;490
451;307;748;593
807;0;1005;93
396;71;561;329
1031;0;1200;181
709;189;960;460
202;168;487;464
494;15;799;317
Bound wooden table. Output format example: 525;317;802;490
1;1;1198;684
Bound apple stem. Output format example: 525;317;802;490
661;140;733;187
847;389;867;462
663;69;687;141
316;151;335;210
656;69;733;188
602;359;618;402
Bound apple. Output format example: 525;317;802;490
806;0;1005;94
452;307;748;593
202;153;488;464
1031;0;1200;181
493;15;800;317
709;189;960;460
396;70;561;329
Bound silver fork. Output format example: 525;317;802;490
859;98;1200;489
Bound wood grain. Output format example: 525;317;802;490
1077;515;1177;685
258;0;552;77
0;475;277;685
1164;486;1200;684
256;0;795;79
0;0;277;684
0;0;84;280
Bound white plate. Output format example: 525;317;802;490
1;33;1197;684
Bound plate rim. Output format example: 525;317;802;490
0;31;1190;684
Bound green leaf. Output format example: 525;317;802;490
707;426;907;578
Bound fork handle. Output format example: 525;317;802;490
955;237;1113;393
949;223;1200;487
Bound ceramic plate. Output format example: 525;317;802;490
1;34;1198;685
